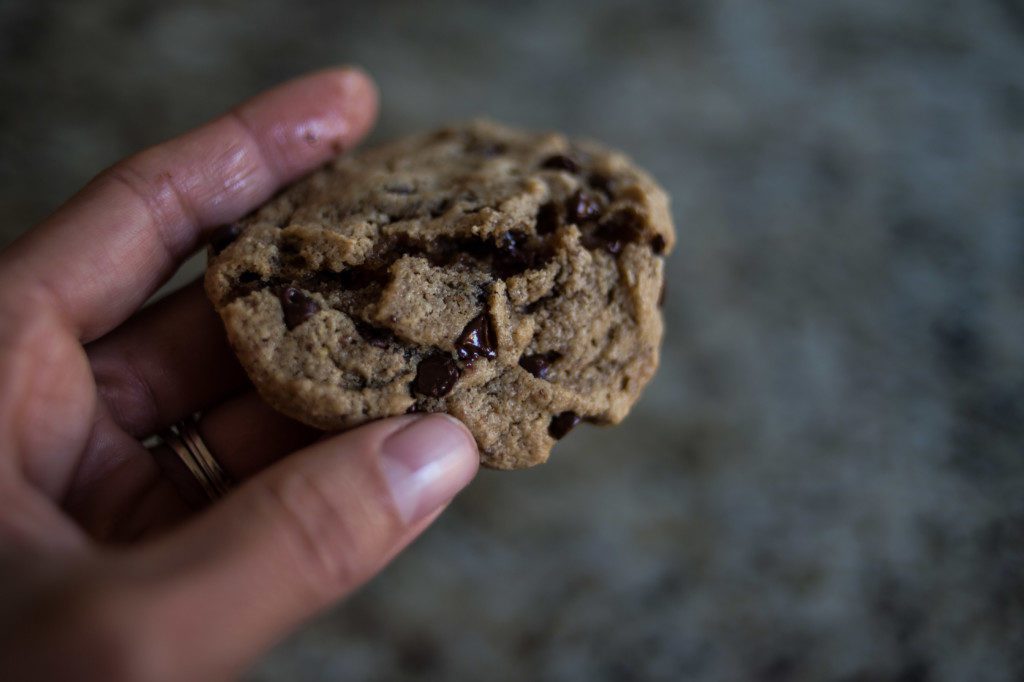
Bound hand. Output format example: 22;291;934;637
0;68;479;681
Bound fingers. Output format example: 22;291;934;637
127;415;478;679
199;392;320;480
0;67;378;343
66;392;317;542
87;280;247;437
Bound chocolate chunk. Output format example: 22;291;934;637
651;234;667;255
507;232;555;276
566;189;602;224
584;209;646;255
353;319;392;349
540;154;580;173
406;403;428;414
519;351;561;380
535;201;561;235
278;241;306;269
413;354;460;397
334;264;389;290
230;271;264;300
384;183;415;195
658;281;667;307
381;231;553;279
279;287;319;330
456;314;497;361
429;198;452;218
208;224;242;254
549;411;581;439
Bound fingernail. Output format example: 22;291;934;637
380;415;478;523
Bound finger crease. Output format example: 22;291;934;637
225;108;283;187
101;162;197;267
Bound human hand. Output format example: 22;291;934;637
0;68;479;681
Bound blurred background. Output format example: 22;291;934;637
3;0;1024;680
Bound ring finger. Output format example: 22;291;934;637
77;392;321;542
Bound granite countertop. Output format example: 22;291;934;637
2;1;1023;680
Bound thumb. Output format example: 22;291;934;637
128;413;478;679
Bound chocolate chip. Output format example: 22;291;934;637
658;281;667;307
549;411;581;439
238;271;260;284
413;354;460;397
456;314;497;361
535;201;561;235
540;154;580;174
566;189;602;224
588;172;614;197
406;403;428;414
584;209;646;255
519;351;561;380
493;230;535;278
429;198;452;218
279;287;319;330
208;223;242;254
385;183;415;195
651;234;667;255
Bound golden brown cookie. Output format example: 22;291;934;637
205;121;673;468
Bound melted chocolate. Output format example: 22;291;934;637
519;351;561;380
456;314;497;361
413;354;460;397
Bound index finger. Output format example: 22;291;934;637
0;67;378;342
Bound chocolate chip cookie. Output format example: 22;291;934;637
205;121;673;469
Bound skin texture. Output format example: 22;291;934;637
0;68;479;681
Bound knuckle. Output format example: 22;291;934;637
224;108;278;180
97;162;174;232
93;160;191;260
252;469;370;599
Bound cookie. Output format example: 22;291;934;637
204;120;673;469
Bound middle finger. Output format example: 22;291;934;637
87;279;248;438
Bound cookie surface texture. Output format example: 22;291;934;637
205;121;674;469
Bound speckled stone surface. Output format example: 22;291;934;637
2;1;1023;680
